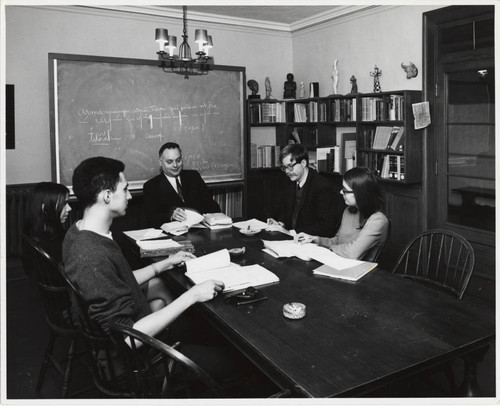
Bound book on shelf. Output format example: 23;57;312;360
293;103;308;123
389;127;405;150
184;249;279;293
338;132;356;174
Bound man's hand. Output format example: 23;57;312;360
157;251;196;272
172;208;187;222
189;280;225;303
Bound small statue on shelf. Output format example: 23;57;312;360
247;79;260;99
265;77;273;99
349;75;358;94
299;82;306;99
332;59;339;95
283;73;296;99
370;65;382;93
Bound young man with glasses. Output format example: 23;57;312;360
267;144;344;237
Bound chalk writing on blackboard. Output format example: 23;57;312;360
50;54;245;188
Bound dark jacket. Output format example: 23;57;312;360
143;170;221;227
273;169;344;237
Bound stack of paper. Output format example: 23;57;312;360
203;213;233;230
184;249;279;292
123;228;195;257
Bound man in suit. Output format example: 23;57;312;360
143;142;221;227
268;144;344;237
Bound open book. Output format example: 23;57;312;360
262;240;377;282
184;249;279;293
161;209;205;236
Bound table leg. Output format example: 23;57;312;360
457;345;489;397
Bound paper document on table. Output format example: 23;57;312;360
302;245;364;270
123;228;164;241
262;240;316;261
184;249;279;292
232;219;268;230
136;239;181;251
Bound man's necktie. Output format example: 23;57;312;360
176;178;185;202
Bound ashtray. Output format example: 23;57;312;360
239;228;261;236
228;247;246;258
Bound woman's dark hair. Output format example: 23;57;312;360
23;182;70;242
343;167;384;226
72;157;125;210
279;143;309;165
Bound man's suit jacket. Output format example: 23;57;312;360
273;169;344;238
143;170;221;227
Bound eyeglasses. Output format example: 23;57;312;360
341;188;354;194
280;162;300;172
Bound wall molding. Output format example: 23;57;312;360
24;4;392;35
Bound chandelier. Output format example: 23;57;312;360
155;6;213;79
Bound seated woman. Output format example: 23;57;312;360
24;182;171;311
23;182;72;264
298;167;389;261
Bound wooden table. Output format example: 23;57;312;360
120;227;495;398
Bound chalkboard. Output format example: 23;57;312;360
49;54;245;189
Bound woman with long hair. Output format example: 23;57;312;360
298;167;389;261
23;182;72;262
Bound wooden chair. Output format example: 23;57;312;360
59;267;224;398
109;323;224;398
391;229;474;300
391;229;477;395
20;234;82;398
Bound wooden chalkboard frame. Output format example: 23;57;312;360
49;53;247;191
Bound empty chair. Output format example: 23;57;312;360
21;234;81;398
391;229;474;299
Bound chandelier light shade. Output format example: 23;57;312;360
155;6;213;78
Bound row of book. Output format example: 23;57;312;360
360;94;405;121
365;126;405;150
249;143;281;169
312;133;357;175
359;152;405;181
212;187;243;219
249;99;357;124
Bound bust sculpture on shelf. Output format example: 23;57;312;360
299;82;306;99
401;61;418;79
370;65;382;93
331;59;339;95
283;73;297;99
349;75;358;94
247;79;260;99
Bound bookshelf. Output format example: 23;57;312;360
356;90;422;183
248;90;421;183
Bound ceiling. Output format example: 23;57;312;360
166;5;340;25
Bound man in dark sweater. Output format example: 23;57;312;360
62;157;253;394
268;144;344;237
143;142;221;227
62;156;222;334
